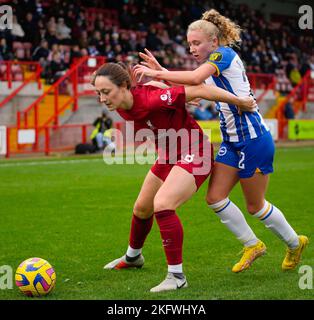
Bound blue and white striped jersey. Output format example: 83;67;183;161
205;46;269;143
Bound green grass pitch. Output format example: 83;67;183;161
0;147;313;300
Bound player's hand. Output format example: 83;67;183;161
237;96;257;114
133;65;159;82
139;48;164;71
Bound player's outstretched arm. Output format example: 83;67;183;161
144;80;169;89
185;84;257;111
134;62;214;85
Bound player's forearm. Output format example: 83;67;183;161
203;85;240;104
155;70;201;85
186;84;240;105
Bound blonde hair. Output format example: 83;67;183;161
188;9;242;47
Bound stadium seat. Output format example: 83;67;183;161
23;42;32;60
15;48;25;60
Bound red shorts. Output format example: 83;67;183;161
151;142;214;190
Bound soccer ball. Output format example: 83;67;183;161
15;257;56;297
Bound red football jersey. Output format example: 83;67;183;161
116;85;207;162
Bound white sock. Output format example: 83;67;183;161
168;264;183;274
253;200;299;249
126;246;141;258
209;198;258;247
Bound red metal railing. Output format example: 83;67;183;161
17;56;90;130
5;123;94;158
247;73;276;103
0;62;42;109
76;56;106;96
0;60;42;90
276;70;311;139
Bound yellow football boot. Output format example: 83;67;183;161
282;235;309;271
232;240;267;273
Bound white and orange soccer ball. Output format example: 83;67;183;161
15;257;56;297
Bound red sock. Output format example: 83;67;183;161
129;214;154;249
154;210;183;265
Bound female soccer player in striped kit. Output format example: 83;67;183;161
91;62;255;292
134;9;308;273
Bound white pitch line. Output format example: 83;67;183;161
0;155;155;168
0;158;103;167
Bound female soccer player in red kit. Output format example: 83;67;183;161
91;62;256;292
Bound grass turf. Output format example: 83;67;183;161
0;147;313;300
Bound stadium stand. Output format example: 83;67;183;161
0;0;313;157
0;0;313;80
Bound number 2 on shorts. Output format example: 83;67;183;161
238;152;245;169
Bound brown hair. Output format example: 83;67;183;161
90;62;132;89
188;9;242;47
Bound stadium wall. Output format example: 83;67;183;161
0;83;44;126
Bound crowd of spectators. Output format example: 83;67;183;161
0;0;313;87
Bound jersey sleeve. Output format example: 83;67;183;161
207;47;235;76
145;85;186;111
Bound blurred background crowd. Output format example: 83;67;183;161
0;0;313;89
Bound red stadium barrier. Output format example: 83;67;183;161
247;73;276;103
0;61;42;109
276;70;312;139
4;121;130;158
0;60;42;90
17;56;90;130
5;123;94;158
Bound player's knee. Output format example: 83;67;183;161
133;202;152;219
153;195;175;212
206;192;225;206
246;202;264;215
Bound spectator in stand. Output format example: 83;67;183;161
71;20;85;43
78;30;89;49
113;44;123;57
20;0;36;14
69;45;83;65
32;39;50;62
80;48;89;57
119;4;134;29
21;12;39;43
56;17;71;44
88;45;100;57
32;39;50;77
300;54;312;77
284;97;295;119
286;55;301;86
47;48;66;84
0;38;14;60
64;9;76;30
11;15;25;41
47;17;57;36
104;44;115;62
94;19;106;34
89;31;106;56
146;26;163;51
34;0;44;19
136;38;147;53
156;28;172;46
119;32;133;54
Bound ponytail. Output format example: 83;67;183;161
202;9;242;47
